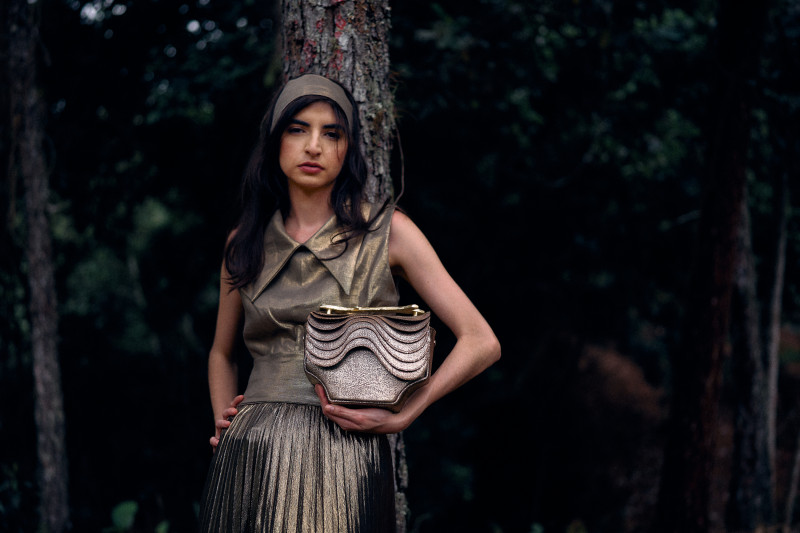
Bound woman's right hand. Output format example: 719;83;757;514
210;394;244;452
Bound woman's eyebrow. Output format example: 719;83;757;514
288;119;343;130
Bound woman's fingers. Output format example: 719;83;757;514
315;386;364;430
215;418;231;430
209;394;245;450
322;403;401;434
223;394;245;419
209;395;245;452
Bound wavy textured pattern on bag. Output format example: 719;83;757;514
304;312;435;412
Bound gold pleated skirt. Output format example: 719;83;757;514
199;402;396;532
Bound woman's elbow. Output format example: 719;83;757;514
484;334;501;365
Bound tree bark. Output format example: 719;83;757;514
279;2;406;530
726;183;774;530
281;0;395;202
8;0;70;532
765;172;788;498
654;2;769;532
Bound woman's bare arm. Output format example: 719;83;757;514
317;210;500;433
207;259;244;449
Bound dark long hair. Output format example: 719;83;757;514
224;79;377;290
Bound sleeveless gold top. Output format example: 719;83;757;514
239;203;399;405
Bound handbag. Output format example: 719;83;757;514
304;304;435;412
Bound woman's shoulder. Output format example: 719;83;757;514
388;207;436;271
388;206;421;236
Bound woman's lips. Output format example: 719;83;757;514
299;162;323;173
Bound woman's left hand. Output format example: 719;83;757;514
315;385;411;434
210;394;245;452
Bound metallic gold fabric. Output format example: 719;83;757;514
240;203;399;405
200;203;399;532
200;403;395;532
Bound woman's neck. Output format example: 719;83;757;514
284;188;335;243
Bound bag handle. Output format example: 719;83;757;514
318;304;426;316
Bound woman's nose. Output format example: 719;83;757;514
305;133;322;155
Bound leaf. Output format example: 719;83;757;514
110;500;138;530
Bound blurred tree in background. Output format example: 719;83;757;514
7;0;69;531
1;0;799;532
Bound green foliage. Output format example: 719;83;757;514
0;269;30;368
392;0;800;531
441;459;475;502
393;1;717;387
100;500;169;533
105;500;138;532
2;0;279;531
0;464;26;528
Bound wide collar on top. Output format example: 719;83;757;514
242;209;365;302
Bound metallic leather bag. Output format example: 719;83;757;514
304;304;436;412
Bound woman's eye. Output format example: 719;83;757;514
324;131;342;140
286;126;304;134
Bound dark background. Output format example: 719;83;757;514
2;1;800;532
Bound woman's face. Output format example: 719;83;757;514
279;101;348;196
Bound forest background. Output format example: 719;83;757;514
2;0;800;532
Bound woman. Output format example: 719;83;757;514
200;73;500;532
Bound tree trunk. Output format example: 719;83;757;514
726;183;774;530
654;2;769;532
765;172;788;498
279;2;406;531
281;0;395;202
8;0;70;532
